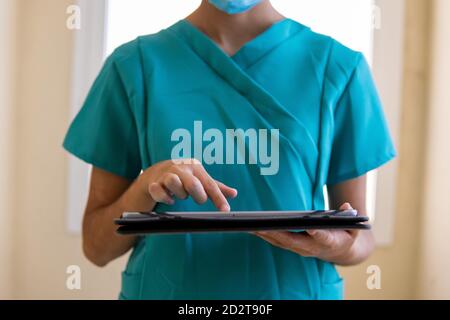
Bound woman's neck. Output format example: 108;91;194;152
186;0;285;56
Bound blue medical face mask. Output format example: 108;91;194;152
208;0;263;15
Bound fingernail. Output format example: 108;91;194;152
220;204;230;212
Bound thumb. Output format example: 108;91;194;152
339;202;353;210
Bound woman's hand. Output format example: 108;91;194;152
83;159;237;267
253;203;372;266
140;159;238;211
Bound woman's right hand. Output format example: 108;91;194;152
82;160;237;266
138;159;238;212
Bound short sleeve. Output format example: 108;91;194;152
327;54;396;185
63;53;142;180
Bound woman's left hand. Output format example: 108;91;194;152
253;203;360;265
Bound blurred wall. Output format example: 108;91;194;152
417;0;450;299
8;0;127;299
0;0;17;299
0;0;446;299
339;0;431;299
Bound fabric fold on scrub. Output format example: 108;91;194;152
63;18;396;300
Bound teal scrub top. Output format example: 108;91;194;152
64;18;396;300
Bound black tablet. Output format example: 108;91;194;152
115;210;370;235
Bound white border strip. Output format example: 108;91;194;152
66;0;108;234
372;0;405;246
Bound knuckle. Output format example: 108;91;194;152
204;179;218;191
169;164;183;174
192;190;208;204
148;183;159;194
164;173;179;187
185;179;201;193
170;158;191;166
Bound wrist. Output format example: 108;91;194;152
115;173;157;214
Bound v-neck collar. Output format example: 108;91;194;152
167;18;318;183
172;18;307;70
231;18;306;69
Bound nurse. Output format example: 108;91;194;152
64;0;396;299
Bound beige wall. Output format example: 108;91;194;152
0;0;447;299
339;0;431;300
8;0;127;299
416;0;450;299
0;0;17;299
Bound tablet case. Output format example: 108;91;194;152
115;210;370;235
